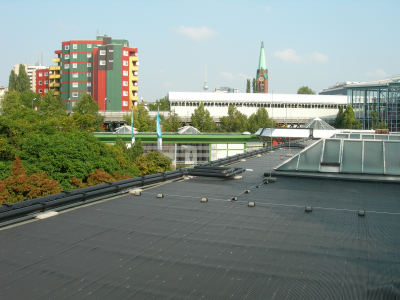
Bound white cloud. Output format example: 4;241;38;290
365;69;389;78
274;49;328;63
273;49;302;63
219;72;249;81
236;73;248;80
175;26;216;41
265;6;272;12
307;52;329;63
220;71;236;80
163;82;174;87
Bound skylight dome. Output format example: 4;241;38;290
302;117;335;130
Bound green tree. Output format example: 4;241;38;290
40;90;67;118
114;137;144;164
252;78;256;93
246;79;250;93
220;104;248;132
247;107;273;133
123;103;154;132
149;96;169;111
191;102;216;132
338;105;363;129
8;70;17;91
297;86;316;94
256;81;260;93
16;64;30;93
163;110;183;132
370;110;379;130
135;151;172;175
334;106;344;128
72;94;104;132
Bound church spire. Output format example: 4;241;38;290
258;40;267;71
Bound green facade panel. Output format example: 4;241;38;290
106;45;122;110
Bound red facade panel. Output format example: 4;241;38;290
35;69;49;97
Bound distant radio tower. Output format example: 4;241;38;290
203;63;208;92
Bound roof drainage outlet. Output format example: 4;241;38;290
248;202;255;207
358;210;365;216
157;194;164;198
305;206;313;212
245;190;250;194
231;197;238;201
200;198;208;203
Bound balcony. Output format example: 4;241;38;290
130;96;138;101
53;91;60;96
131;56;138;61
131;76;138;81
131;66;138;71
131;86;138;91
49;83;60;88
50;66;60;71
52;58;60;63
50;74;60;79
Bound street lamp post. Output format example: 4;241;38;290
32;98;36;110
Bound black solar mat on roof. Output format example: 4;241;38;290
0;146;400;299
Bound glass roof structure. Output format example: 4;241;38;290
302;117;335;130
114;125;138;134
275;138;400;177
177;126;202;135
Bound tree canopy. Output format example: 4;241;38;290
334;105;363;129
191;102;216;132
148;96;169;111
220;104;248;132
246;79;250;93
72;94;105;131
16;64;31;93
297;86;316;94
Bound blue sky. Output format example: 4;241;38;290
1;0;399;102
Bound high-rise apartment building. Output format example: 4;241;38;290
52;35;138;111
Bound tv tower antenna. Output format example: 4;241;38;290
203;63;208;92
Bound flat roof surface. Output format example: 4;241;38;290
1;146;400;299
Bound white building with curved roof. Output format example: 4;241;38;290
168;92;347;126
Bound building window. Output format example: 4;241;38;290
45;80;48;84
87;53;92;58
44;89;48;92
87;92;91;95
123;101;128;106
87;73;92;77
39;89;42;93
72;82;78;88
65;64;69;69
87;82;92;87
87;44;92;48
44;72;48;76
97;44;101;46
72;73;78;78
100;50;106;55
72;63;77;68
123;81;128;86
124;43;127;46
99;60;106;65
123;91;128;96
73;53;77;59
123;50;128;56
73;44;77;49
65;54;69;59
39;81;42;85
87;63;92;67
109;60;113;62
109;49;114;52
123;70;128;76
39;72;42;77
72;92;78;97
123;60;128;66
65;45;69;50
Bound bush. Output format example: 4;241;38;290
0;157;62;204
135;151;173;175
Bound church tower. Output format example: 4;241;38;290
256;41;268;93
